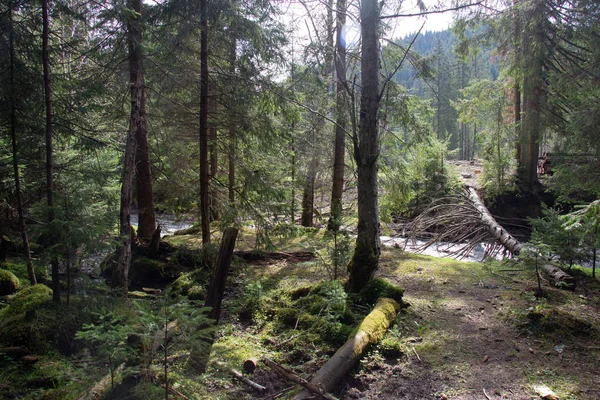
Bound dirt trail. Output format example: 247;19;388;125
339;251;600;400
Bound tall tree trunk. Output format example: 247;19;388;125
113;1;149;293
348;0;381;293
228;38;236;206
513;0;522;164
519;0;544;190
328;0;347;231
9;1;36;286
199;0;210;243
128;0;156;241
113;74;141;294
42;0;59;302
290;134;296;224
300;143;317;227
209;92;219;221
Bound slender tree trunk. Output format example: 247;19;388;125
9;2;36;286
290;134;296;224
228;38;236;206
199;0;210;243
113;70;140;293
128;0;156;241
209;94;219;221
300;142;317;227
348;0;381;293
473;123;477;159
42;0;59;302
328;0;347;231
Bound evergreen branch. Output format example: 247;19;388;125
380;1;483;19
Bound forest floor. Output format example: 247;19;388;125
192;233;600;400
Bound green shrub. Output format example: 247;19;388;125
0;269;20;296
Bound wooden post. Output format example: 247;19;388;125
189;228;239;373
204;227;239;323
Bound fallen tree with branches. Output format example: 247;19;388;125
407;186;521;259
407;185;574;288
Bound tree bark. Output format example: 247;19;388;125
539;263;575;290
228;39;236;205
113;51;144;294
263;357;338;400
293;298;401;399
348;0;381;293
465;186;524;254
300;150;317;227
199;0;210;244
518;0;544;190
129;0;156;241
9;1;36;285
328;0;347;232
42;0;59;302
204;227;239;323
513;0;522;163
209;103;219;221
189;228;238;373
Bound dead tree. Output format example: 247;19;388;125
409;185;574;287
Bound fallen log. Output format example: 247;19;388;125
234;251;315;263
410;186;576;288
262;357;338;400
465;186;523;255
0;346;30;358
230;366;267;392
77;363;125;400
292;298;401;400
243;357;258;374
540;263;575;290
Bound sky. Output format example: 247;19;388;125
276;0;455;47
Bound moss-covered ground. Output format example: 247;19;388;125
1;229;600;399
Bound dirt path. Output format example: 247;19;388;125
338;250;600;399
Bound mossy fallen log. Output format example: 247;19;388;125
292;297;401;399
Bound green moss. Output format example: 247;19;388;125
359;277;404;305
3;284;52;316
171;270;206;294
99;252;117;277
321;321;353;346
0;269;20;295
288;285;312;300
130;257;173;287
379;338;405;357
526;308;596;337
276;307;300;327
1;260;49;286
188;285;206;301
351;298;401;341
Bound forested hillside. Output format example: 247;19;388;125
1;0;599;398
